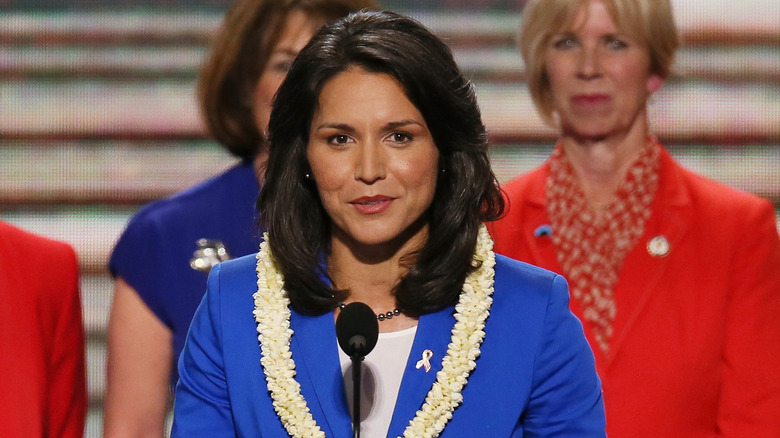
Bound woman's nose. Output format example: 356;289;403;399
576;48;602;80
354;142;386;183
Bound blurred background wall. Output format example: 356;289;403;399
1;0;778;436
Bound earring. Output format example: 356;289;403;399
305;172;311;180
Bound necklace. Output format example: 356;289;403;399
338;302;402;321
254;223;496;438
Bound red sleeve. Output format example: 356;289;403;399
42;243;87;438
718;199;780;435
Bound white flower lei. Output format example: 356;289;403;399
254;223;496;438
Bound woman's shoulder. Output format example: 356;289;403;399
494;253;559;287
661;155;777;239
501;163;548;198
111;161;259;264
0;222;79;292
0;221;76;262
130;161;256;226
207;253;261;297
201;254;264;333
492;254;565;310
660;149;770;212
212;252;259;276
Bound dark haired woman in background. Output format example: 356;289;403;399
172;10;604;437
103;1;377;436
491;0;780;436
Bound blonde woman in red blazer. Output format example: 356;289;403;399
0;221;86;438
491;0;780;436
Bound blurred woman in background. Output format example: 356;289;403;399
0;221;86;438
490;0;780;436
103;1;377;436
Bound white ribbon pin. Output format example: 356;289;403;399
415;349;433;373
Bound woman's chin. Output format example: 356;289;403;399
559;120;625;142
333;219;429;260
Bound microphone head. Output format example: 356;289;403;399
336;302;379;358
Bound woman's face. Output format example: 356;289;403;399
253;10;320;135
544;0;663;140
307;68;440;252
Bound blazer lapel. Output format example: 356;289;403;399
520;208;560;275
504;164;563;277
606;150;693;365
386;306;455;437
290;309;353;437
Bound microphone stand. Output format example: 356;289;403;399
351;355;363;438
335;303;378;438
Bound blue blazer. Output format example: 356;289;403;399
172;253;605;437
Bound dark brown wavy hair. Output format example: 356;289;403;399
259;10;504;316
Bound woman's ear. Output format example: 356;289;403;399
647;74;664;95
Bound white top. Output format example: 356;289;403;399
338;325;418;438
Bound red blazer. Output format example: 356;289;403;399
0;222;86;438
490;147;780;437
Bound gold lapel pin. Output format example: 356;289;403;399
647;235;670;257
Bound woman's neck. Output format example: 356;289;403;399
560;120;649;205
328;227;424;332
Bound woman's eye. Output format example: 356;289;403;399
553;37;577;49
389;132;412;144
606;38;627;50
327;134;352;145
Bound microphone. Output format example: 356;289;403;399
335;302;379;438
336;302;379;358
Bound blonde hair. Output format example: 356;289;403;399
519;0;679;125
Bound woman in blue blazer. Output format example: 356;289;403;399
172;11;605;437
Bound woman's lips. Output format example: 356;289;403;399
350;195;394;214
571;94;611;107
